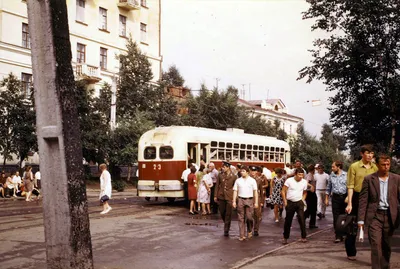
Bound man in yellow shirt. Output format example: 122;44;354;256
345;144;378;260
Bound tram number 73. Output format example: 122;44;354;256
153;164;161;170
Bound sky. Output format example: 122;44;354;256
161;0;333;136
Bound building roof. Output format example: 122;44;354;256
238;99;304;121
246;99;285;107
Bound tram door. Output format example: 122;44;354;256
187;143;210;167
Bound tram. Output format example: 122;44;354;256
137;126;290;201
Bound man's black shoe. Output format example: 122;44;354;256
309;225;318;229
317;213;322;219
224;232;229;236
254;231;259;236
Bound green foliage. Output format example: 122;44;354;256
162;64;185;87
108;110;155;166
290;123;350;171
181;84;288;139
76;81;111;164
112;179;127;192
0;73;37;167
299;0;400;155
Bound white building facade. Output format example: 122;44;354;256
238;98;304;137
0;0;162;97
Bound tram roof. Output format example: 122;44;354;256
140;126;290;149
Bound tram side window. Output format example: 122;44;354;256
233;150;239;160
218;149;225;160
210;141;218;160
240;150;245;160
144;146;156;159
160;146;173;159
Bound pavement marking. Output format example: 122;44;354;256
230;225;333;269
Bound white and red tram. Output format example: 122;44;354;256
137;126;290;200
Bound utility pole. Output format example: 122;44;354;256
249;83;251;100
215;77;220;90
241;84;246;100
27;1;94;268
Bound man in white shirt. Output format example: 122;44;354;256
281;168;308;244
181;163;193;204
208;162;219;214
11;172;22;197
314;164;329;219
233;166;258;241
34;169;41;189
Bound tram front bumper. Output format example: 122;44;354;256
138;180;184;198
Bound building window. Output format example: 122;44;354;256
77;43;86;63
99;7;107;30
21;73;32;98
141;0;147;7
76;0;85;22
22;23;30;49
119;15;127;37
140;23;147;43
100;47;107;69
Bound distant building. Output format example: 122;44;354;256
165;86;190;114
238;98;304;137
0;0;162;97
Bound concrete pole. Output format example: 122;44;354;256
27;1;94;268
110;76;117;131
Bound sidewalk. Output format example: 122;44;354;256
237;227;400;269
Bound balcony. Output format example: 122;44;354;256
75;63;101;84
117;0;140;10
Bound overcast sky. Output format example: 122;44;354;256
161;0;333;136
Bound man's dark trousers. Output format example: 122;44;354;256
283;200;306;239
305;191;317;227
218;199;233;234
332;193;347;239
369;210;393;269
345;192;359;257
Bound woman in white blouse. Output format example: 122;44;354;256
99;163;112;214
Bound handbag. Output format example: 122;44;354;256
100;195;109;203
336;214;357;236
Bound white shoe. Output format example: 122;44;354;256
100;210;106;214
104;207;112;214
275;219;279;223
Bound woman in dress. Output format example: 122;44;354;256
24;166;34;202
99;163;112;214
187;166;198;215
198;168;213;215
196;164;205;211
270;167;285;222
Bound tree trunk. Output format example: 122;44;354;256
127;165;131;182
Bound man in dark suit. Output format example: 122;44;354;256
358;154;400;269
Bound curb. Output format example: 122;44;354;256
231;225;333;269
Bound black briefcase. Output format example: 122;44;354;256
336;214;357;236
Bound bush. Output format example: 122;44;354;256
112;180;127;192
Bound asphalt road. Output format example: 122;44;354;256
0;189;398;269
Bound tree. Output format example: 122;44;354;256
162;64;185;87
290;123;349;170
117;38;154;119
0;73;37;168
118;38;179;126
298;0;400;156
75;81;111;165
108;110;155;181
181;84;246;130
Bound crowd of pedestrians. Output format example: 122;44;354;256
182;144;400;269
0;167;41;201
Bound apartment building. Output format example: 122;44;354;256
0;0;162;97
238;98;304;137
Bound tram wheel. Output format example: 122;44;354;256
166;197;175;203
